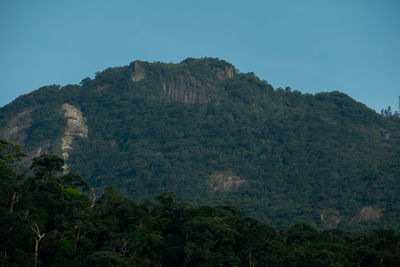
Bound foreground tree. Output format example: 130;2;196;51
0;141;399;266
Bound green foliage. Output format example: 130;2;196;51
1;58;400;231
30;154;64;178
61;172;89;191
0;151;399;265
0;139;26;163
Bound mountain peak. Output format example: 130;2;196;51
1;58;399;229
180;57;237;80
86;57;239;104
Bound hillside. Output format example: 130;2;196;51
1;57;399;229
2;148;399;266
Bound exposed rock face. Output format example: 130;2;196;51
380;128;390;140
181;57;237;80
61;104;88;161
131;61;146;82
349;206;382;225
320;210;341;228
161;75;211;104
322;206;382;228
211;172;246;192
129;58;236;104
95;84;110;93
212;64;235;80
0;108;34;144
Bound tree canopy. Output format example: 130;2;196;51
0;150;399;266
0;58;399;230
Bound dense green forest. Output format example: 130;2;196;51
0;58;399;229
1;140;399;266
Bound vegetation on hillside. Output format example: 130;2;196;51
0;58;399;230
1;145;399;266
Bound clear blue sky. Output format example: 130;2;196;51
1;0;399;112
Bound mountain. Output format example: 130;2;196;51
1;57;399;229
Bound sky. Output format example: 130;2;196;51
0;0;399;112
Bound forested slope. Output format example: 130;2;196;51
0;145;399;266
0;58;399;229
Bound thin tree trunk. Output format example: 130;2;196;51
34;238;39;267
74;231;80;252
249;251;254;267
31;223;45;267
9;192;18;213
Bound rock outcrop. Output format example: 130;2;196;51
210;172;246;192
61;104;88;161
181;57;237;80
349;206;382;225
0;108;34;144
161;75;211;104
320;210;342;228
130;61;146;82
211;64;235;80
